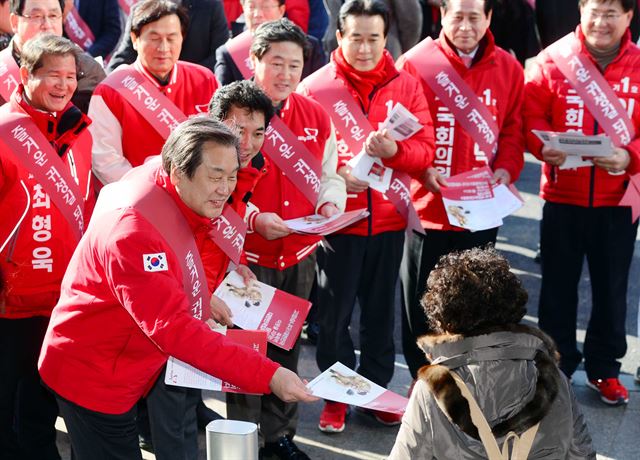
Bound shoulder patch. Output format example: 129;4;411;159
144;252;168;272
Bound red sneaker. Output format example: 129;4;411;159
318;401;348;433
586;378;629;405
358;407;403;426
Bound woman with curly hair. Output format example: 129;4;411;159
389;247;595;459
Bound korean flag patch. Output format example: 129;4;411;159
144;253;168;272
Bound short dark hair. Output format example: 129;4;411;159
338;0;390;37
421;247;528;336
578;0;635;12
10;0;64;15
21;33;79;75
441;0;495;15
250;18;310;61
162;116;240;179
208;80;275;127
131;0;189;38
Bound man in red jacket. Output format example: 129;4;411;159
38;116;316;459
525;0;640;405
220;19;346;460
89;0;218;185
130;82;277;460
395;0;525;391
0;34;93;460
298;0;435;433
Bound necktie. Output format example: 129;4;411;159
461;56;473;68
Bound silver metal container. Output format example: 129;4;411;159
205;419;259;460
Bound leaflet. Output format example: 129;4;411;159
347;102;423;193
380;102;424;141
307;362;408;414
284;208;369;235
213;271;311;350
348;152;393;193
165;327;267;393
532;130;613;169
441;167;523;232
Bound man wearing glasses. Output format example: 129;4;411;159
525;0;640;406
0;0;105;112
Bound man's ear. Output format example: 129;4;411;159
9;13;19;35
169;165;182;186
19;66;29;86
131;32;139;51
336;29;343;46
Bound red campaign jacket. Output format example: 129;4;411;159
300;49;435;236
38;166;279;415
244;93;331;270
0;86;93;318
201;154;270;289
89;60;218;184
525;27;640;207
397;30;525;230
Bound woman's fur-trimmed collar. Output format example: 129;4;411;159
417;324;561;439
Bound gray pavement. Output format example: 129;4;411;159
55;154;640;458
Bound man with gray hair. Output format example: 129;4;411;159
38;116;317;459
0;33;93;460
0;0;105;111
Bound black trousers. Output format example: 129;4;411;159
142;369;200;460
539;202;637;379
315;231;404;387
399;228;498;378
56;395;141;460
0;316;60;460
226;253;316;444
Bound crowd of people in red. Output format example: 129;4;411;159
1;0;637;459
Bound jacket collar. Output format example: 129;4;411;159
10;84;91;155
134;59;179;89
418;324;559;364
437;28;496;71
574;25;632;68
154;167;214;235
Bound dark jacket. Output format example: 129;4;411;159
214;32;326;85
107;0;229;74
76;0;121;58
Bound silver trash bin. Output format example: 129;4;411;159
206;419;259;460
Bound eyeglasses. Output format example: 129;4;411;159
20;12;63;24
585;10;624;22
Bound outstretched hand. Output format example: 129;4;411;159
269;367;318;403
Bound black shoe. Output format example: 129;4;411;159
196;400;224;429
262;436;310;460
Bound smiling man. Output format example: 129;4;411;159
38;116;317;460
222;19;346;460
214;0;325;85
0;0;105;111
0;33;93;460
89;0;218;185
525;0;640;406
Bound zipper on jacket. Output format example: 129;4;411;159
360;74;400;237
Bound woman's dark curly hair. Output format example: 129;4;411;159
421;247;528;335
